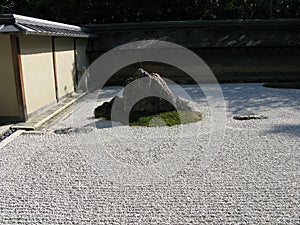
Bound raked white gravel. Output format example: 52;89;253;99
0;83;299;224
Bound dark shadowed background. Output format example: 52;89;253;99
0;0;299;25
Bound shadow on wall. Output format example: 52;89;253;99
105;61;196;86
92;48;300;86
20;37;74;55
90;25;300;55
88;20;300;84
72;62;78;91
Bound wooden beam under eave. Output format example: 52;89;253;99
73;38;78;87
10;35;28;122
51;37;59;102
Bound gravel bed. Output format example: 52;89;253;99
0;83;299;224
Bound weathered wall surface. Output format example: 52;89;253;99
86;20;300;84
195;47;300;82
76;38;89;71
54;37;75;99
0;35;19;117
75;38;89;86
20;35;56;115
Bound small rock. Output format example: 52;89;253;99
233;114;268;120
54;127;93;134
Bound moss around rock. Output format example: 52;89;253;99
129;110;203;127
263;82;300;90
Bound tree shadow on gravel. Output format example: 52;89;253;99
87;120;113;129
222;84;300;114
265;124;300;137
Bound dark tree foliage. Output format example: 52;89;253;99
0;0;299;25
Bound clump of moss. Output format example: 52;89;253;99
263;82;300;90
129;110;203;127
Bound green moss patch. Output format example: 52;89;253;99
263;82;300;90
129;110;203;127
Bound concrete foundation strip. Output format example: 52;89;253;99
12;93;86;130
0;125;12;136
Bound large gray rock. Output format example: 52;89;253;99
94;68;176;121
122;68;175;113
